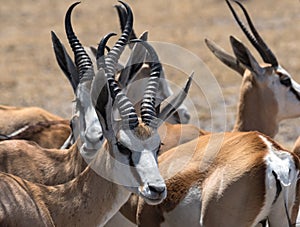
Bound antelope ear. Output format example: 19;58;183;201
205;38;245;76
51;31;79;92
91;69;115;139
118;31;149;88
157;73;193;125
230;36;265;77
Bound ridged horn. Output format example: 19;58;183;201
65;2;94;81
131;40;162;127
106;0;133;75
97;37;139;130
226;0;278;67
96;33;117;70
115;4;137;41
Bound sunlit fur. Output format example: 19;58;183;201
0;105;70;148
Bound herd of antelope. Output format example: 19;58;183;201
0;0;299;226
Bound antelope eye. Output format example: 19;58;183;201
280;75;292;87
116;142;131;155
277;71;291;87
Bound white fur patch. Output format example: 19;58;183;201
253;135;299;226
260;135;297;188
162;185;201;227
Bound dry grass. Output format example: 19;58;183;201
0;0;299;149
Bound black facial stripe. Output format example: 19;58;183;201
279;78;292;87
116;142;136;167
116;142;131;155
129;152;135;167
290;87;300;101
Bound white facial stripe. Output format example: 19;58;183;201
271;65;300;120
291;79;300;93
275;65;300;90
276;65;291;77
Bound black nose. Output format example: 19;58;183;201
148;184;166;194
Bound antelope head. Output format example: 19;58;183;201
92;0;169;204
93;1;193;205
227;0;300;121
207;0;300;124
51;2;104;158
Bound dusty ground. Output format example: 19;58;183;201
0;0;299;149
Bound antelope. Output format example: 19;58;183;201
0;0;199;193
105;1;300;226
0;105;71;148
0;3;199;152
205;1;300;139
88;4;191;125
0;1;182;225
205;1;300;223
52;0;203;153
0;0;111;185
115;131;299;227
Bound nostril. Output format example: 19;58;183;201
148;184;166;194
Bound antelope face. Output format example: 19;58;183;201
271;66;300;120
225;0;300;121
62;0;169;206
111;124;166;205
75;81;104;160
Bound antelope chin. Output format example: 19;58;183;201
138;185;167;205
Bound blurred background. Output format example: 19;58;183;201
0;0;299;148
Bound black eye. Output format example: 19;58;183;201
278;73;292;87
280;76;292;87
116;142;131;155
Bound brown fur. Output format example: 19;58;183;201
293;136;300;158
134;123;153;140
0;139;86;185
0;105;70;148
233;70;279;137
291;137;300;224
0;157;129;226
0;117;201;189
119;194;140;224
116;131;294;227
158;122;207;153
0;105;63;132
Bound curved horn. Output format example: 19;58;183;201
106;0;133;75
115;3;137;48
96;33;117;70
131;40;162;127
97;40;139;130
226;0;278;67
65;2;94;81
158;73;193;123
